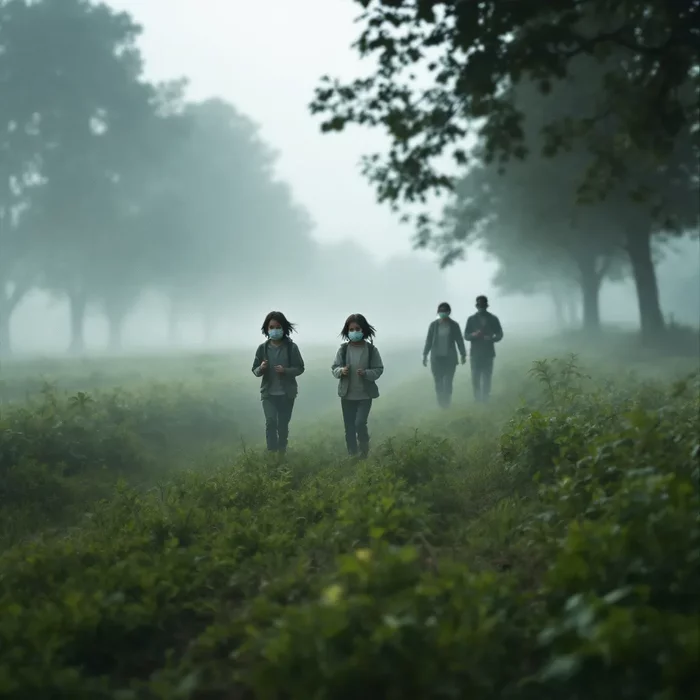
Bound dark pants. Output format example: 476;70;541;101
262;395;295;452
470;355;494;402
341;398;373;457
431;356;457;408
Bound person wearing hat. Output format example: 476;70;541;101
422;301;467;408
463;295;503;402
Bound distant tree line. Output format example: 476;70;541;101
0;0;449;356
310;0;699;343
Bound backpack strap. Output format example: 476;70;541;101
342;341;374;366
262;339;292;366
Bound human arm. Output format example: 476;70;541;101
363;345;384;381
423;321;434;360
285;343;306;377
331;346;346;378
464;316;476;340
251;345;266;376
491;316;504;343
454;321;467;358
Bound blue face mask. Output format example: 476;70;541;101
348;330;364;342
268;328;283;340
438;312;449;319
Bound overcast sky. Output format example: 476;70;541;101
105;1;410;256
105;0;494;289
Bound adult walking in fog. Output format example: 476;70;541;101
422;302;467;408
251;311;305;455
331;313;384;459
464;295;503;403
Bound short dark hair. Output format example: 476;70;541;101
437;301;451;313
261;310;296;337
340;313;376;341
476;295;488;306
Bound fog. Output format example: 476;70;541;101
9;237;697;355
1;0;698;359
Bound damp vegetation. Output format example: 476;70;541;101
0;339;698;698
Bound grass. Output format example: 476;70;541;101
0;333;698;698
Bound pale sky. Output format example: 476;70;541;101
107;0;413;257
105;0;493;288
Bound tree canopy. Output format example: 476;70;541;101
310;0;699;341
1;0;452;355
311;0;698;207
0;0;321;353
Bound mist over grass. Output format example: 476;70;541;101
0;332;698;697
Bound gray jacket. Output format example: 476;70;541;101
464;311;504;358
423;318;467;365
251;339;305;399
331;342;384;399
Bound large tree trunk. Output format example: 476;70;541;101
577;255;602;333
106;309;125;353
0;281;31;358
68;291;87;355
565;290;580;328
549;282;565;328
626;226;665;345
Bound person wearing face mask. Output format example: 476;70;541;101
463;295;504;402
331;313;384;459
422;302;467;408
252;310;305;455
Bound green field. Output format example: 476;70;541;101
0;334;698;699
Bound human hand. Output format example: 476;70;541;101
357;368;366;376
274;365;285;374
422;357;427;367
460;356;466;365
341;366;349;376
259;359;268;371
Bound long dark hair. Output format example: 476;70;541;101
261;310;296;338
340;313;376;341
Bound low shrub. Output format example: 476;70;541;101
0;357;697;698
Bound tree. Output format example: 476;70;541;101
0;167;38;357
0;0;46;356
657;236;700;327
433;140;628;333
310;0;699;340
0;0;183;354
87;84;189;353
485;235;581;330
311;0;698;206
146;98;317;346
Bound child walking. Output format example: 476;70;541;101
331;313;384;458
251;311;305;454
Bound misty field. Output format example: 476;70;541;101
0;334;698;698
